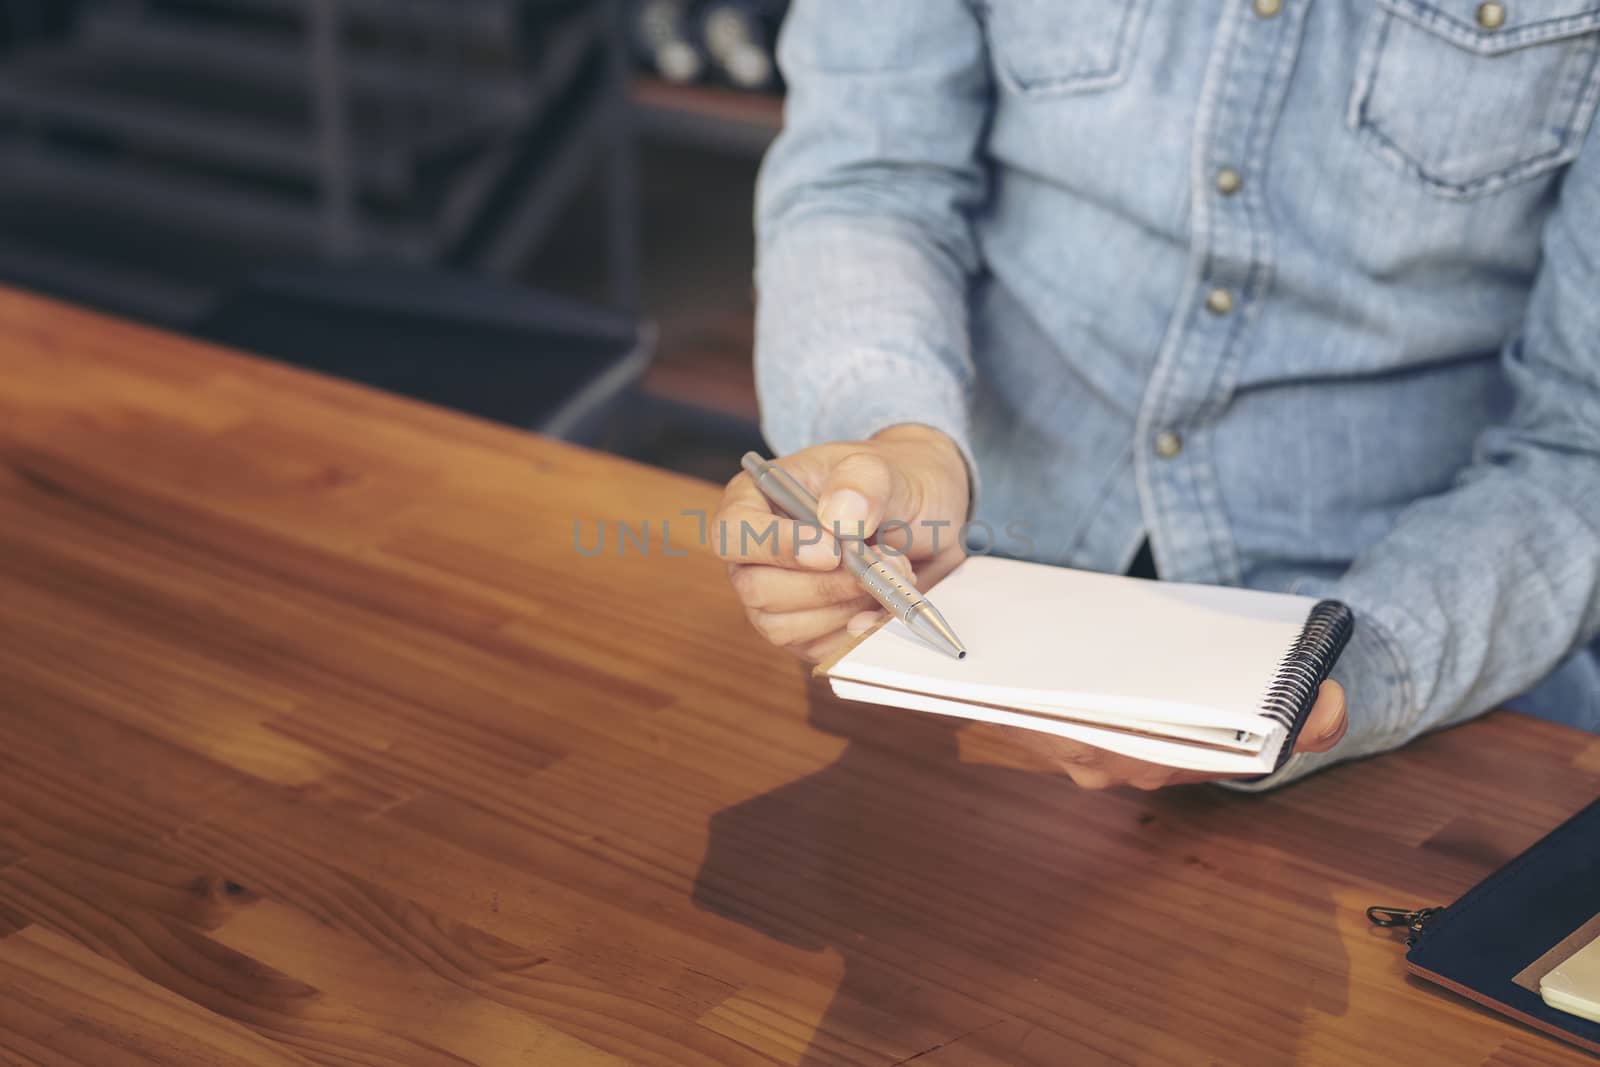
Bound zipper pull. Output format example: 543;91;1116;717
1366;905;1445;945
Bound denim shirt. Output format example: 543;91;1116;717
753;0;1600;786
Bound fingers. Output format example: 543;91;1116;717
744;601;876;651
1060;755;1223;790
732;542;951;620
1006;731;1238;791
727;557;897;613
795;628;860;666
720;437;971;657
733;551;913;655
912;542;968;590
727;548;915;615
1025;735;1121;789
1294;680;1348;754
846;609;885;636
1063;765;1117;790
815;450;919;553
713;471;838;570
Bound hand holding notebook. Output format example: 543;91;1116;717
820;556;1354;775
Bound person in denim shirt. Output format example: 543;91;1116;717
714;0;1600;790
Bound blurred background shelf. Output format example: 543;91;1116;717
0;0;791;480
0;0;633;317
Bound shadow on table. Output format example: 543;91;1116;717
691;689;1352;1066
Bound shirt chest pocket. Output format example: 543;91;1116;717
1348;0;1600;198
981;0;1153;95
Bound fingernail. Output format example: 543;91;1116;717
819;490;869;533
1314;715;1348;750
797;538;837;569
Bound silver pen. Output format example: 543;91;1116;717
741;452;967;660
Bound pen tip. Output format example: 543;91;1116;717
907;604;967;660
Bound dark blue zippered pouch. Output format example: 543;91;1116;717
1371;796;1600;1057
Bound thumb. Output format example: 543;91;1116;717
1294;680;1348;754
815;448;919;546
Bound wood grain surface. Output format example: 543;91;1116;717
0;286;1596;1066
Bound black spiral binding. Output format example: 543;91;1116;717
1260;600;1356;759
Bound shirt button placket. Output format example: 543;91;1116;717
1142;0;1304;586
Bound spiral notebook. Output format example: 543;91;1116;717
821;556;1354;774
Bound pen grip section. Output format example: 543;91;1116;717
848;554;918;621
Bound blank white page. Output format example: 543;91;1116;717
829;555;1318;732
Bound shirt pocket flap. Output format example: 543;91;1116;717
1379;0;1600;54
983;0;1153;95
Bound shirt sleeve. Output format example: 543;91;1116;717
1228;123;1600;792
754;0;991;479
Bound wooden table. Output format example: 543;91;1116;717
1;288;1596;1067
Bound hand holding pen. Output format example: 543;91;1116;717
714;425;971;664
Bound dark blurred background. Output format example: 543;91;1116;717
0;0;787;481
